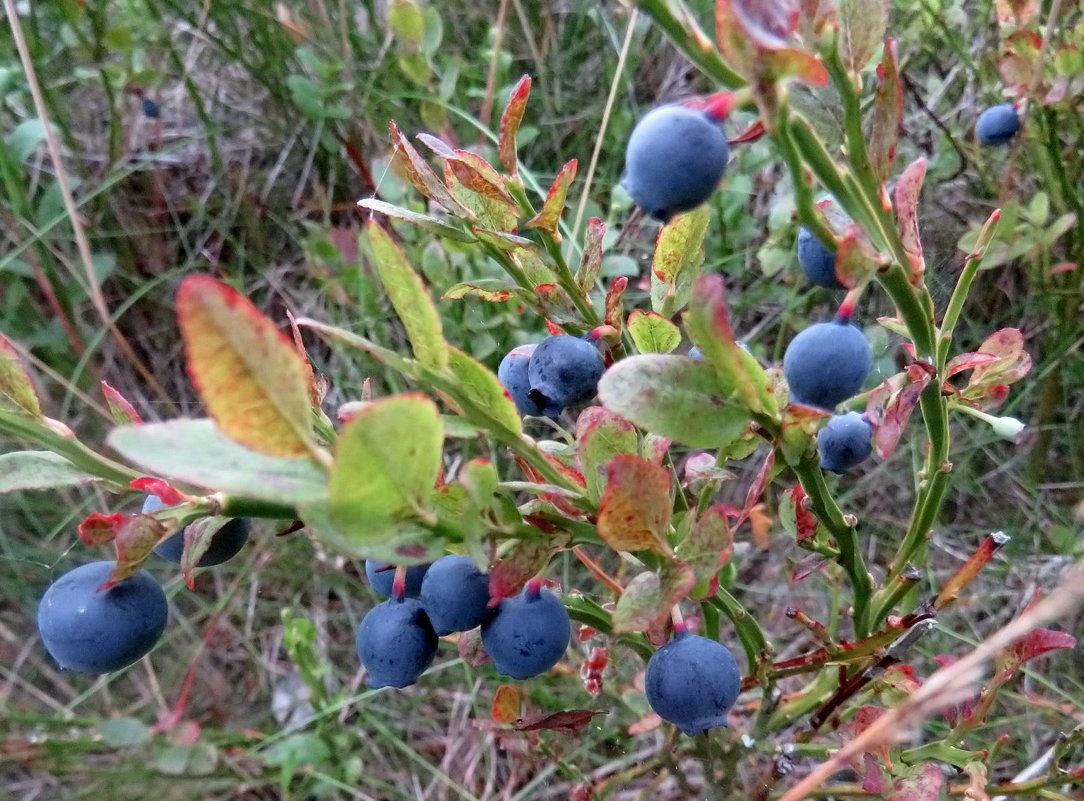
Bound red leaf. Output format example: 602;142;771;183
388;120;471;217
498;75;532;175
894;158;927;281
865;365;933;459
102;515;167;588
524;159;577;236
886;762;944;801
998;628;1076;677
596;454;673;554
944;351;1001;379
604;277;627;330
491;684;521;723
448;149;515;203
728;119;767;144
967;328;1032;388
835;223;888;288
78;512;125;546
868;38;902;184
100;381;143;425
130;477;186;506
677;504;734;592
488;533;571;605
783;483;818;541
514;709;606;735
739;448;775;525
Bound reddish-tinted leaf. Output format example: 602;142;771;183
446;162;518;231
731;0;800;48
78;511;125;546
604;277;627;330
575;407;638;503
715;0;760;79
524;159;577;236
514;709;606;735
995;0;1039;24
628;711;663;735
488;533;571;604
442;280;533;304
868;38;902;184
100;381;143;425
764;47;829;86
865;365;934;459
612;559;696;633
740;448;775;525
535;283;580;325
944;351;1000;379
676;504;734;591
836;223;888;288
449;150;515;203
936;532;1010;609
997;627;1076;677
0;334;41;419
576;218;606;295
491;684;521;724
894;158;927;281
104;515;167;587
388;120;471;217
838;0;891;72
781;483;818;541
596;454;673;554
458;627;491;666
286;310;320;408
886;762;944;801
130;477;186;506
967;328;1032;388
178;275;315;457
499;75;532;175
651;206;710;314
729;119;767;144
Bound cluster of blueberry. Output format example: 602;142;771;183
497;334;605;418
358;558;571;688
36;495;251;674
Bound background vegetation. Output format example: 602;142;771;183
1;1;1081;799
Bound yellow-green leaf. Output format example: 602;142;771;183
650;206;711;315
627;310;681;353
0;334;42;419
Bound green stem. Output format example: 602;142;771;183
634;0;745;89
0;410;138;487
938;209;1003;370
708;588;772;673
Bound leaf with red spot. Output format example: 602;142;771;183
491;684;521;724
448;150;515;204
100;381;143;425
575;407;638;504
739;448;775;525
596;454;673;554
576;218;606;295
534;283;580;325
488;532;571;604
612;559;696;633
763;47;828;85
524;159;577;236
458;628;491;667
835;223;889;289
104;514;167;587
867;38;902;184
676;504;733;593
997;627;1076;677
514;709;606;735
966;328;1032;389
944;351;1000;379
886;762;944;801
650;206;710;315
0;333;42;419
130;477;186;506
838;0;891;72
79;512;126;546
780;483;818;542
894;158;927;281
388;120;471;217
728;119;767;144
865;365;934;459
442;280;534;304
499;75;532;176
604;277;627;330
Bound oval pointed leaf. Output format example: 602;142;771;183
101;381;143;425
575;408;639;503
0;451;99;493
576;217;606;294
894;158;928;279
676;504;734;588
444;346;522;437
0;334;42;419
868;38;902;183
612;559;696;633
325;394;443;549
388;120;471;217
498;75;532;175
627;310;681;354
488;532;571;604
599;355;752;448
108;419;327;503
650;207;711;314
178;276;314;457
365;221;447;368
596;454;673;554
839;0;891;72
356;198;474;242
524;159;577;235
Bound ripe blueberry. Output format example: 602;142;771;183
355;596;438;689
36;561;169;674
818;412;874;474
526;335;605;413
497;344;548;416
365;560;430;598
976;104;1020;146
142;494;250;567
419;555;491;635
481;584;570;680
622;105;730;222
644;630;741;735
689;346;704;360
797;226;844;289
783;320;872;410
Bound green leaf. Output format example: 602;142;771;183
596;454;673;554
612;559;696;633
322;394;443;557
575;408;638;504
442;279;534;304
0;334;42;418
650;206;710;315
627;310;681;353
599;355;752;448
684;275;778;416
524;159;577;235
387;120;471;217
7;118;47;162
675;505;734;596
839;0;890;72
0;451;99;493
576;218;606;294
107;419;327;504
356;199;474;242
99;717;151;747
498;75;531;175
443;346;522;437
388;0;425;43
364;221;448;369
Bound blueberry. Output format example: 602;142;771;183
365;560;430;598
783;320;872;410
526;335;605;413
622;105;730;222
497;344;549;416
142;494;250;567
141;97;160;119
644;630;741;735
976;104;1020;146
797;226;844;289
818;412;874;474
689;346;704;360
355;596;438;689
419;555;491;635
36;561;168;674
481;585;570;680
